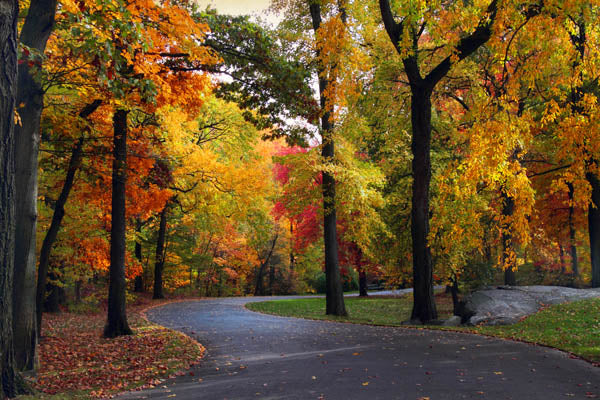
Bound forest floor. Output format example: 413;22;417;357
247;292;600;364
20;296;206;399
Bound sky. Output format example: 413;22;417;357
195;0;280;24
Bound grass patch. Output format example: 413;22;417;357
21;297;205;399
246;292;454;326
475;298;600;362
247;293;600;363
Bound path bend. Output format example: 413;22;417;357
118;297;600;400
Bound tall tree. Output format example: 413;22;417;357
104;109;133;338
309;0;347;317
12;0;58;371
0;0;26;395
378;0;502;322
36;100;102;336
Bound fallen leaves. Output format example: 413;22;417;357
33;300;205;398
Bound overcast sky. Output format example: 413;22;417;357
196;0;280;24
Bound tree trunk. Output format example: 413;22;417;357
502;191;516;286
289;221;295;271
254;234;278;296
0;1;25;395
309;2;347;317
134;219;144;292
74;280;82;304
217;270;223;297
268;262;275;295
450;276;460;316
587;172;600;288
153;205;168;300
567;182;579;276
559;244;566;274
409;89;437;322
36;100;101;337
12;0;58;372
104;109;132;338
43;272;61;313
254;263;265;296
358;268;368;297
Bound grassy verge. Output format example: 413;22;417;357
472;298;600;362
246;292;455;325
20;297;205;399
246;293;600;363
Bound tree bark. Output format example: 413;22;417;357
104;109;132;338
43;272;61;313
309;2;347;317
0;0;25;395
153;205;168;299
134;219;144;292
502;192;516;286
409;88;438;321
36;100;101;337
358;268;368;297
587;172;600;288
567;182;579;276
12;0;58;372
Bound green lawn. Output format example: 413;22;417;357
246;293;454;326
246;294;600;363
473;298;600;362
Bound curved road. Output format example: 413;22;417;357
119;297;600;399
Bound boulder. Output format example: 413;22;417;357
463;286;600;326
442;315;462;327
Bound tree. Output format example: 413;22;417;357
104;109;133;338
36;100;102;336
12;0;58;371
0;0;28;396
309;0;347;316
378;0;512;321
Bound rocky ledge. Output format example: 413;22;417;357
460;285;600;326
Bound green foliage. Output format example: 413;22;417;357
196;9;318;143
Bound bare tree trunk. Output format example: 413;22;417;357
0;1;27;394
36;100;101;337
12;0;58;372
153;205;168;299
104;109;132;338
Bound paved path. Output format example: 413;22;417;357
119;296;600;400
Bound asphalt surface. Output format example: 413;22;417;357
118;295;600;400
